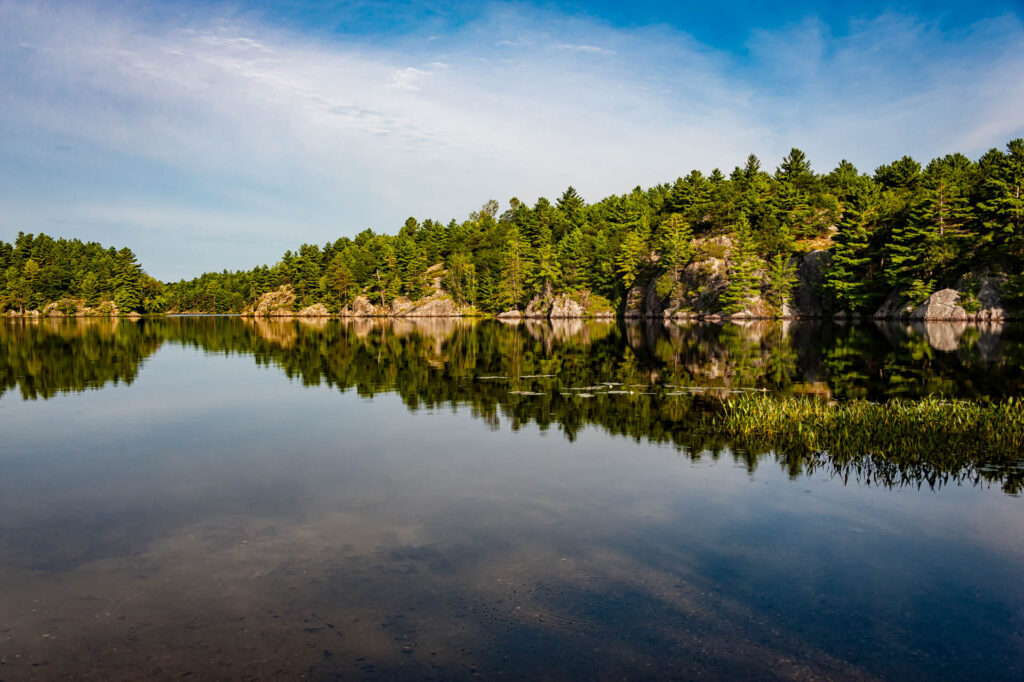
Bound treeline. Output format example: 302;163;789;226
0;233;160;314
3;139;1023;315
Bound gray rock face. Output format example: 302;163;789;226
791;250;829;318
873;290;916;320
623;282;646;318
910;289;968;321
969;275;1007;321
874;274;1011;321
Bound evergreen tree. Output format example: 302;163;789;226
720;215;759;314
764;253;798;314
658;213;693;281
557;227;589;291
497;227;531;310
826;193;876;312
112;248;143;312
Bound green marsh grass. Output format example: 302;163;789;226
712;395;1024;494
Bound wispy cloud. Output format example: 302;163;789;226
0;1;1022;278
556;43;615;54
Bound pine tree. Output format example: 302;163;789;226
720;215;759;314
80;271;100;306
764;253;798;314
977;138;1024;262
112;248;143;312
557;227;589;291
530;226;561;295
826;194;876;312
658;213;693;281
497;227;531;310
616;228;648;289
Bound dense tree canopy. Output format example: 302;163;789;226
3;139;1023;316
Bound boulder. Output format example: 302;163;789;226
909;289;968;321
623;282;646;318
497;309;523;320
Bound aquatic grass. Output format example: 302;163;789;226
715;394;1024;462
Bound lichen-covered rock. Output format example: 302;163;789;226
623;282;647;318
524;293;552;318
249;286;296;317
402;294;461;317
497;309;522;320
297;303;331;317
550;294;585;319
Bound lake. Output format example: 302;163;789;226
1;317;1022;680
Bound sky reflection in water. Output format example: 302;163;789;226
0;317;1022;680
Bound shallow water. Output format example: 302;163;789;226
1;317;1022;680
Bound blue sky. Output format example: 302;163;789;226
2;0;1023;280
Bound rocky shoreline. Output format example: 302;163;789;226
5;253;1015;322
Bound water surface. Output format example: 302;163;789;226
1;317;1022;680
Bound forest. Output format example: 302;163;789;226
1;139;1022;316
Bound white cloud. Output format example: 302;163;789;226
556;43;615;54
0;2;1022;278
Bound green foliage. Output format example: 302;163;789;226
825;191;878;312
720;215;760;314
497;227;531;310
764;253;798;314
6;139;1024;319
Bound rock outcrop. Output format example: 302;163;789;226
872;275;1008;322
297;303;331;317
27;299;121;317
247;286;297;317
402;295;461;317
624;239;827;320
340;292;466;317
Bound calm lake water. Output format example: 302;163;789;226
1;317;1022;681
